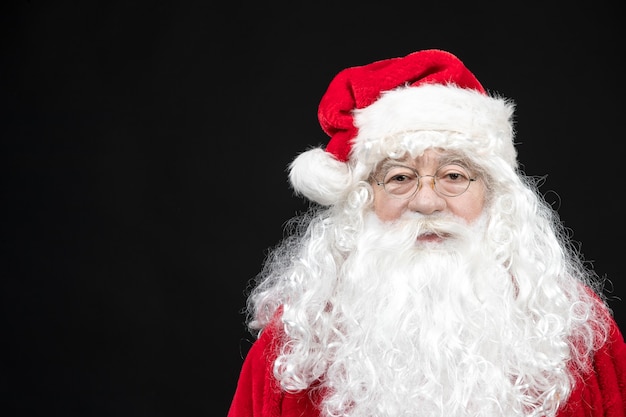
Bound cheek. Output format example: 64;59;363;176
452;202;483;222
449;193;485;222
373;191;406;222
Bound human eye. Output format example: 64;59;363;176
384;167;417;184
437;165;470;183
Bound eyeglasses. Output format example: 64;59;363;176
375;164;477;199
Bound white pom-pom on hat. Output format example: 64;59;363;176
288;147;351;206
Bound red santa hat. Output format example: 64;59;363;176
289;49;516;205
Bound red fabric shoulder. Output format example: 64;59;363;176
557;319;626;416
227;309;319;417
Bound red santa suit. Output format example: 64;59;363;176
227;312;626;417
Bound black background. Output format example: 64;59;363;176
2;2;623;416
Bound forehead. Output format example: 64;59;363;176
374;148;473;171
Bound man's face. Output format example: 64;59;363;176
371;148;486;227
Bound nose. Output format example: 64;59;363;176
406;176;446;214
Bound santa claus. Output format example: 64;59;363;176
227;49;626;417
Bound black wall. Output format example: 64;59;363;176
2;2;623;416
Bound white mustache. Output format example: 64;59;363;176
394;213;474;240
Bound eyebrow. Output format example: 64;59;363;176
376;154;471;172
438;155;471;168
377;160;413;172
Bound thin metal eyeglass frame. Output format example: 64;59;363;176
375;165;477;199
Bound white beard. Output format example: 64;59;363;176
317;212;567;417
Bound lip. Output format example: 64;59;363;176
416;232;446;243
